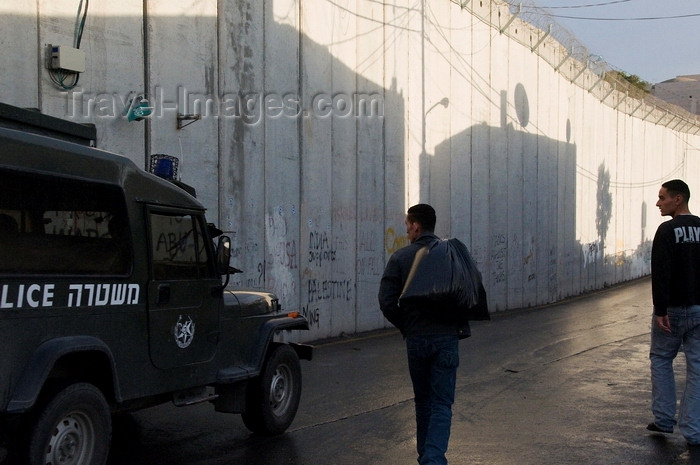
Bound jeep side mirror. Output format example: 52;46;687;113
216;236;231;275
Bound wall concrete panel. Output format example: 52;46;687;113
425;1;453;234
265;0;301;322
147;0;219;214
446;1;473;246
1;3;38;108
71;1;145;158
468;1;495;311
300;0;334;338
488;31;509;311
218;0;267;303
382;0;410;308
355;0;386;333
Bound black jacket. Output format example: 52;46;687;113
378;232;470;338
652;214;700;315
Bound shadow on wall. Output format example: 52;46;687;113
429;83;651;312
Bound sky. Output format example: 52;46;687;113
525;0;700;84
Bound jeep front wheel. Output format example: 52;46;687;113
242;344;302;435
28;382;111;465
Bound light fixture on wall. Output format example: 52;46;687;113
177;113;201;129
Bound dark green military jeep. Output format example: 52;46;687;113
0;126;312;465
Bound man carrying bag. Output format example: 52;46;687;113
378;204;488;465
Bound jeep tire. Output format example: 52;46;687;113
28;382;111;465
242;344;302;436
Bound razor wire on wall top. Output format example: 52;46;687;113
452;0;700;134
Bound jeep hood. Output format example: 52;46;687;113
225;290;280;317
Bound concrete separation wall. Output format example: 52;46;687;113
1;0;699;342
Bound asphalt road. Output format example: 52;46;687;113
106;277;700;465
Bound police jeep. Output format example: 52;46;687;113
0;126;312;465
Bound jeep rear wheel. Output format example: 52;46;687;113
242;344;302;435
28;382;111;465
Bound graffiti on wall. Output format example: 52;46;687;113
491;233;507;284
385;227;409;254
264;206;299;302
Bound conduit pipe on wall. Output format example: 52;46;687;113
142;0;150;172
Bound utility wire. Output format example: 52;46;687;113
544;12;700;21
75;0;89;48
532;0;632;8
513;0;700;21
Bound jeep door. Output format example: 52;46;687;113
146;208;220;369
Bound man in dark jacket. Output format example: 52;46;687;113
378;204;468;465
648;179;700;447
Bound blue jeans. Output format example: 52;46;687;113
406;334;459;465
650;305;700;444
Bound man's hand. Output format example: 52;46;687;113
655;315;672;334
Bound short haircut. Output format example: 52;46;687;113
407;204;436;232
663;179;691;203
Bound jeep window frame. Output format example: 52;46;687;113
146;206;217;281
0;167;133;277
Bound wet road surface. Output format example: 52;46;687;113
106;277;700;464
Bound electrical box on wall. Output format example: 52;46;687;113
47;45;85;73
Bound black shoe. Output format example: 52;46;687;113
647;422;673;434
